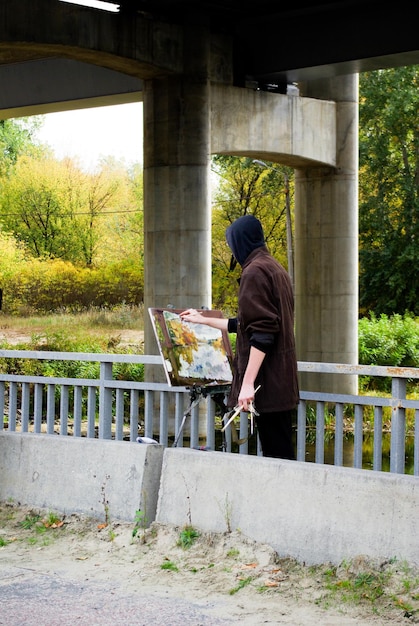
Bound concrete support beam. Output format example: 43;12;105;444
295;75;359;393
211;85;336;168
143;25;212;356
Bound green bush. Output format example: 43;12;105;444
359;312;419;367
2;258;143;315
359;312;419;393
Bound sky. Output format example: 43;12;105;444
35;102;144;171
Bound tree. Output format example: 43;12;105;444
90;160;144;271
211;156;293;312
0;156;84;261
0;155;131;267
359;66;419;315
0;117;44;177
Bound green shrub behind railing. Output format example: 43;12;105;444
359;312;419;392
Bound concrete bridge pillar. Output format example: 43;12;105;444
143;24;212;357
295;75;359;393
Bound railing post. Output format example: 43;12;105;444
390;377;406;474
99;361;113;439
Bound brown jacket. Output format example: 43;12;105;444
228;247;299;413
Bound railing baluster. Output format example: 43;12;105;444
414;408;419;477
354;404;364;468
115;389;125;441
296;400;306;462
373;406;383;471
46;384;55;434
190;402;199;448
206;396;216;450
87;386;96;438
334;403;344;467
239;411;249;455
159;391;168;446
144;390;154;439
315;401;325;464
9;381;17;431
0;381;4;430
73;385;83;437
33;383;43;433
130;389;139;442
60;385;69;436
21;382;30;433
174;391;184;447
223;418;232;453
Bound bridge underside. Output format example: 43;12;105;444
0;0;415;393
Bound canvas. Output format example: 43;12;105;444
148;308;233;387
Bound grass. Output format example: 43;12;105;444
177;525;200;549
0;305;145;351
160;559;179;571
229;576;253;595
312;557;419;616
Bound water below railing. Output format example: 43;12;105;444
209;429;416;474
305;433;415;475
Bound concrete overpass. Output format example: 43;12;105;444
1;0;417;392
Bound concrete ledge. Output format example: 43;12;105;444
0;433;164;524
156;448;419;566
2;434;419;566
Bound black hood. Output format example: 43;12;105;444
226;215;265;267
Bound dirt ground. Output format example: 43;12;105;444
1;502;418;625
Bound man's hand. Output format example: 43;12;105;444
179;308;207;324
238;382;256;412
180;309;229;331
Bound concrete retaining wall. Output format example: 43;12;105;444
1;433;418;566
0;433;164;523
156;449;419;565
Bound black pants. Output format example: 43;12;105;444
255;410;296;460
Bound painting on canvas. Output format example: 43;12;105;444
148;308;233;387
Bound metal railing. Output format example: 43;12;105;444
0;349;418;476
